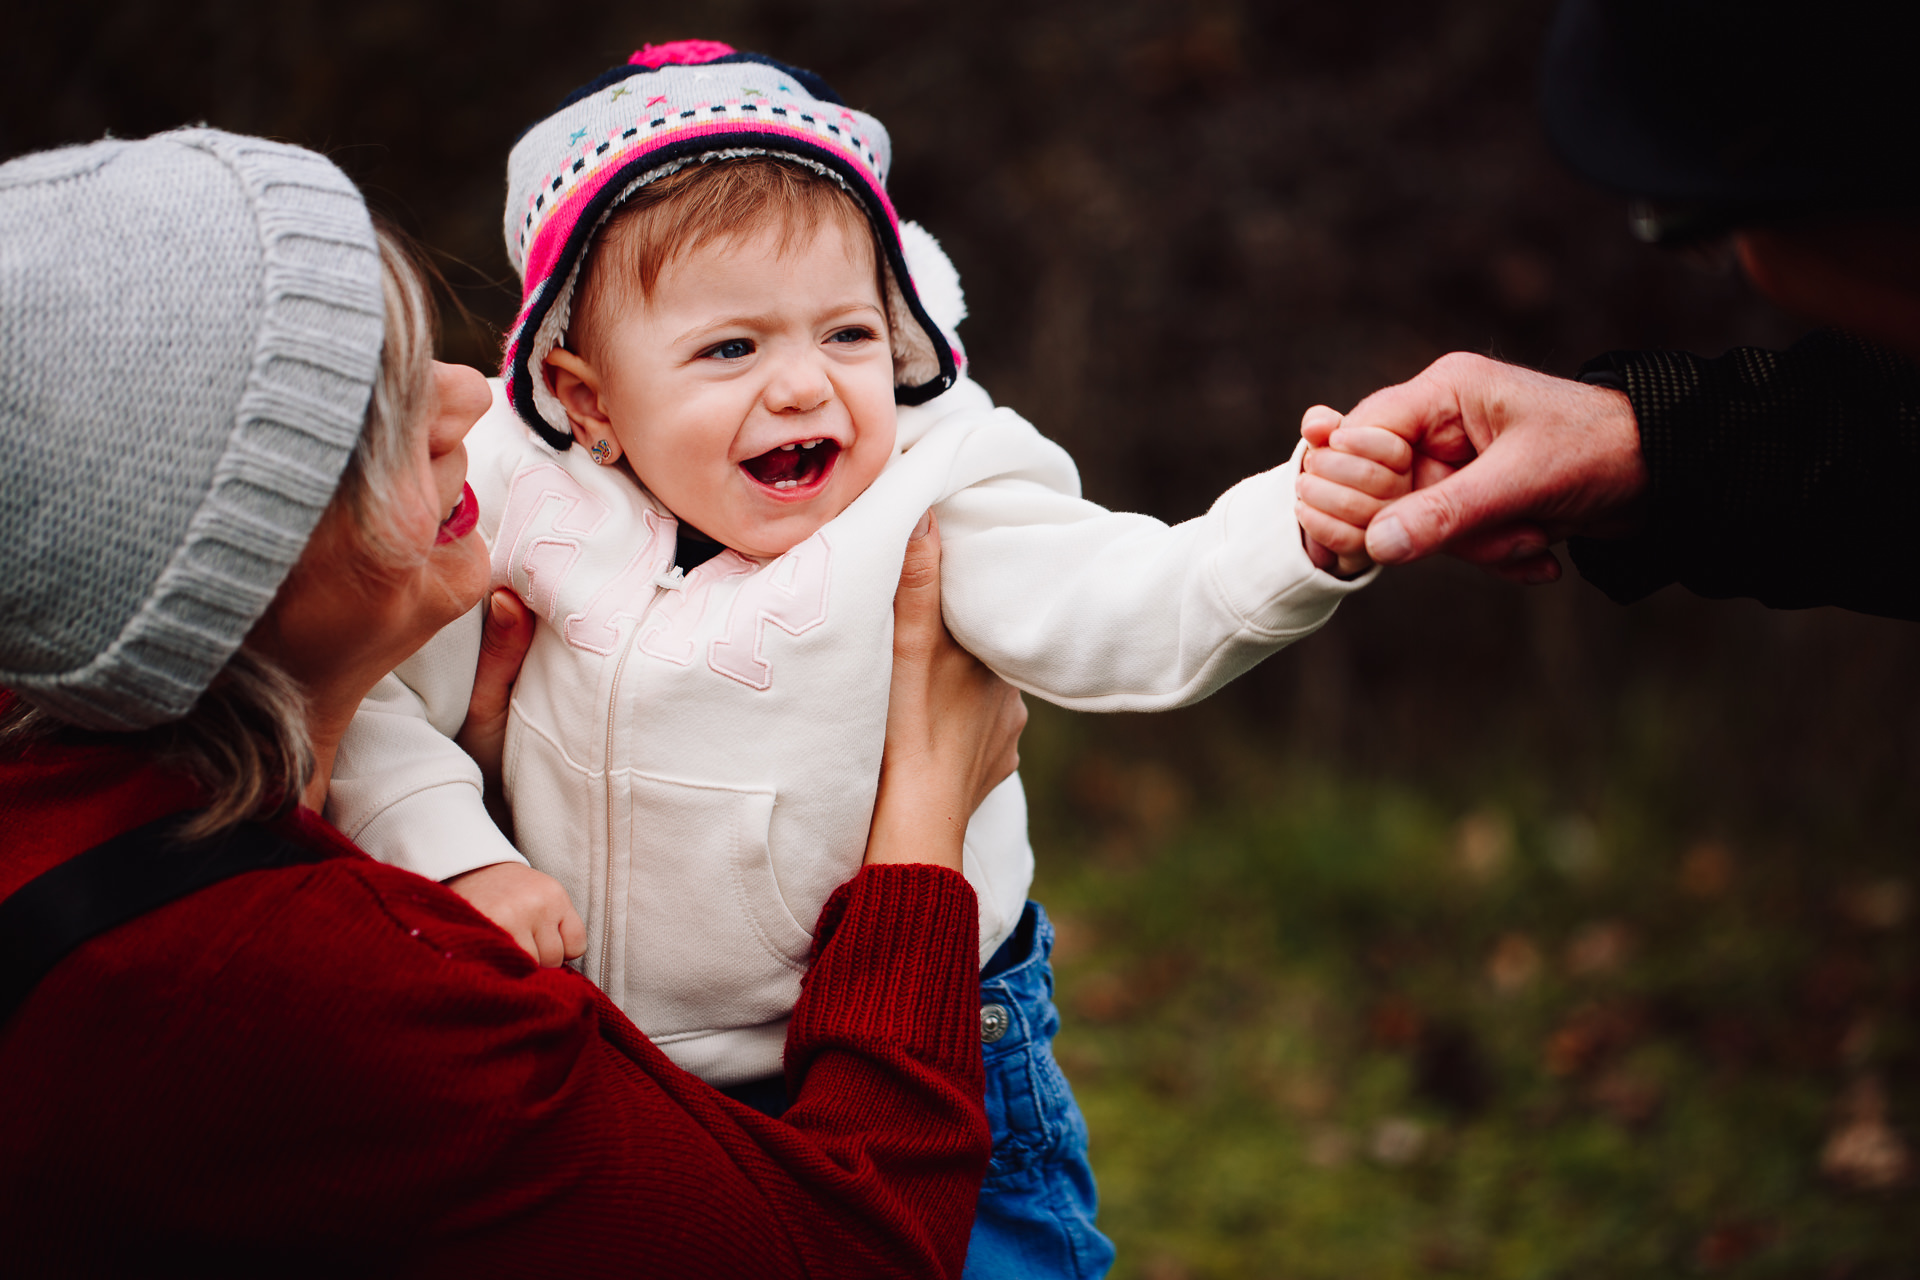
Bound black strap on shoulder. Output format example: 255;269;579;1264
0;812;326;1024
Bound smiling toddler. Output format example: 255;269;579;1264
330;43;1377;1277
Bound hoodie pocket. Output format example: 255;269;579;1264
614;772;812;1040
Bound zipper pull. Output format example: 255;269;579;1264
653;565;687;591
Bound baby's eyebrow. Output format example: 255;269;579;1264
674;301;886;347
675;315;778;346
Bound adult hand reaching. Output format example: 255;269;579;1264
866;510;1027;872
456;587;536;833
1300;353;1650;584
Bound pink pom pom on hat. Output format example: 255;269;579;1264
499;42;959;450
630;40;738;67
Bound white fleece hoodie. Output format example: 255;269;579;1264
327;236;1371;1085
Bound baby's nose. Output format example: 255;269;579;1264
765;357;832;414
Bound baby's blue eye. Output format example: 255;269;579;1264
705;338;754;360
829;327;876;345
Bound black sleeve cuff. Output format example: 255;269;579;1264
1565;332;1920;621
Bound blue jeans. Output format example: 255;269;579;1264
966;899;1115;1279
719;900;1112;1278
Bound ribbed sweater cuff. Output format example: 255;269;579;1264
786;864;982;1089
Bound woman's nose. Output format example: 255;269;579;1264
430;361;492;454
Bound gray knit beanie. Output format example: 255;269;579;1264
0;128;386;731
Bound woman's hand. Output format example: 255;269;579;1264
456;588;535;835
865;511;1027;872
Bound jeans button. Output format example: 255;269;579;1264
981;1002;1011;1044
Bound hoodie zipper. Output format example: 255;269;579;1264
596;562;692;994
598;634;635;994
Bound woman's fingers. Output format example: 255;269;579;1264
475;589;533;707
891;509;942;656
975;675;1027;801
867;509;1027;870
456;588;535;831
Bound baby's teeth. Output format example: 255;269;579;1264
780;442;797;451
774;479;798;490
800;438;821;449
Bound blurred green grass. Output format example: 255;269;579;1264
1021;701;1920;1278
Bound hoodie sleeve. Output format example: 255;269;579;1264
933;404;1375;712
323;385;532;882
324;615;527;882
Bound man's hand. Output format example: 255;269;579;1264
455;588;535;835
1301;353;1649;583
445;862;587;968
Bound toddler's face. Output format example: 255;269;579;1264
557;216;897;561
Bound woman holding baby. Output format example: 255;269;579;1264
0;129;1020;1276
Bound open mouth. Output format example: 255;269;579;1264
436;482;479;544
740;438;841;494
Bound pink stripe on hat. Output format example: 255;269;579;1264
521;120;901;294
500;46;956;447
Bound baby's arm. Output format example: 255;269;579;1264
929;404;1380;712
328;595;584;968
1294;404;1414;576
326;385;584;967
445;589;584;968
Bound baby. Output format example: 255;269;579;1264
330;41;1400;1276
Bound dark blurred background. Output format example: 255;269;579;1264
8;0;1912;832
12;2;1918;1269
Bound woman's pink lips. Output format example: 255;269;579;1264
436;482;479;544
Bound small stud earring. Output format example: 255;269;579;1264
590;439;614;465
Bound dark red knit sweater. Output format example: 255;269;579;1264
0;734;989;1277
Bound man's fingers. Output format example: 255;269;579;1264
1479;549;1564;586
1442;522;1551;568
1365;444;1537;565
1342;353;1497;464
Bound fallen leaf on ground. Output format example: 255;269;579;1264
1821;1076;1912;1191
1487;933;1542;993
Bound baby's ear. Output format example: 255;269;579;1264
544;347;614;448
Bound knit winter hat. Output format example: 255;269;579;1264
1542;0;1920;239
502;40;960;449
0;129;386;731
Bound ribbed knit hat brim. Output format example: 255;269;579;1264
0;129;385;731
